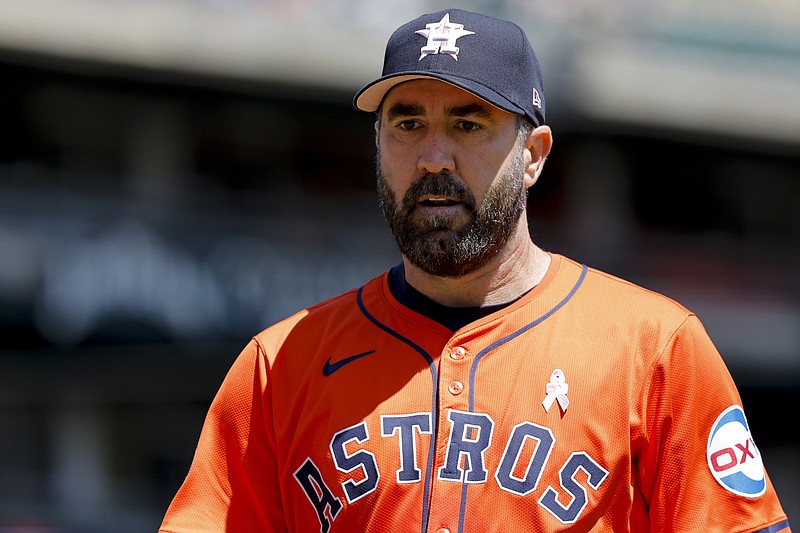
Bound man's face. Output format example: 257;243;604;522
376;80;529;278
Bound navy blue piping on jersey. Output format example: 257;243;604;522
754;520;790;533
468;264;589;411
356;286;439;533
458;264;589;533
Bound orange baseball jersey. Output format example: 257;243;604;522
160;254;790;532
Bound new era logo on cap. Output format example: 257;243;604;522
354;9;546;126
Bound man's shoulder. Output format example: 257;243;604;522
557;254;693;319
253;271;389;342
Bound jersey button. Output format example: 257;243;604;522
448;381;464;396
436;529;450;533
450;347;466;360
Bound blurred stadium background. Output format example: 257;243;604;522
0;0;797;531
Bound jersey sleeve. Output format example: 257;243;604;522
637;314;790;532
159;338;287;533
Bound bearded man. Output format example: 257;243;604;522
160;9;790;533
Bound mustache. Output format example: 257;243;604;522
401;173;476;212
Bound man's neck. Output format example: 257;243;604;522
402;239;551;308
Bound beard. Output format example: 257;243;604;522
377;144;528;278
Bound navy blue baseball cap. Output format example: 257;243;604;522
354;9;546;126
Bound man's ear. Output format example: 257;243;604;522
524;125;553;188
375;114;383;146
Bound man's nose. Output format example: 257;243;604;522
417;129;455;175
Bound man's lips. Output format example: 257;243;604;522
418;195;462;207
413;196;468;225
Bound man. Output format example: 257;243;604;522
160;9;791;533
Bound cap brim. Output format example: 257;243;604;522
354;72;527;118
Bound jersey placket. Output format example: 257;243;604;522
426;341;475;533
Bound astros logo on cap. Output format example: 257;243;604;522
706;405;766;497
416;13;474;60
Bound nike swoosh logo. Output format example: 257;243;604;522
322;350;377;376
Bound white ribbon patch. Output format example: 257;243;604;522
542;369;569;413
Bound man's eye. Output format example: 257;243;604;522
458;120;481;132
398;120;419;131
